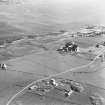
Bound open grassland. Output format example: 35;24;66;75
9;59;105;105
0;1;105;105
0;34;105;105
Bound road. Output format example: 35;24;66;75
6;49;105;105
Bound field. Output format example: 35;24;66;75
0;1;105;105
0;34;105;105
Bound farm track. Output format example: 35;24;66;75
6;49;105;105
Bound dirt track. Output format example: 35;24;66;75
0;35;104;105
6;50;105;105
0;50;91;105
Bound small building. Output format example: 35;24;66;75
0;64;7;70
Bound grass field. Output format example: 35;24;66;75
0;33;105;105
0;1;105;104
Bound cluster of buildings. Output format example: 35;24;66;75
75;25;105;37
57;25;105;38
28;78;84;98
